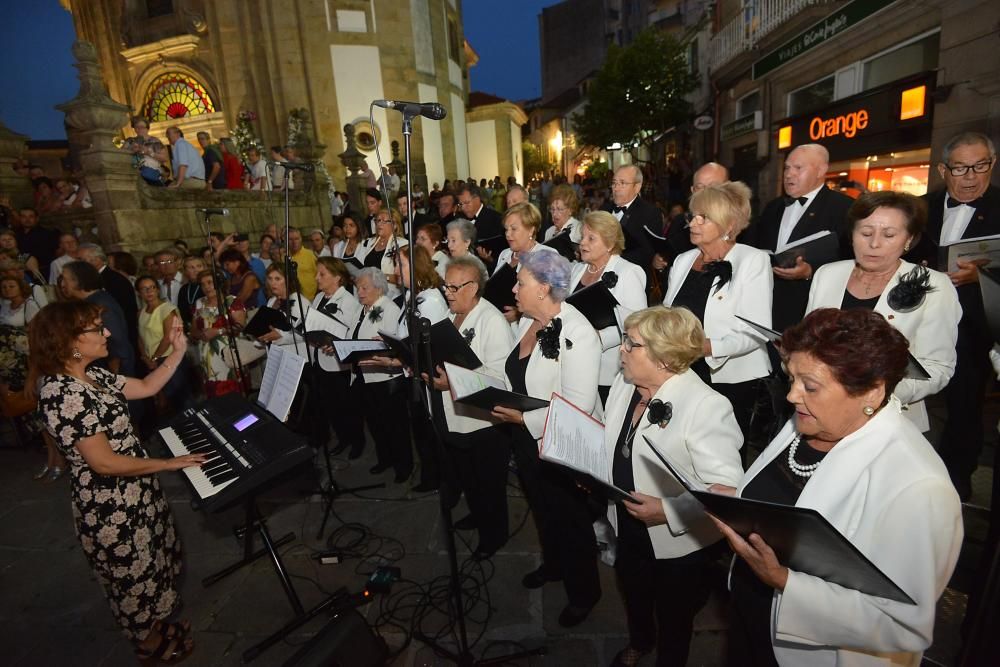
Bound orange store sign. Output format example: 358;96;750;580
809;109;869;140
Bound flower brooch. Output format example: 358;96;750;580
646;399;672;428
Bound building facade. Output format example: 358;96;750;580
62;0;475;188
709;0;1000;210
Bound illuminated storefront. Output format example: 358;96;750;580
775;72;935;196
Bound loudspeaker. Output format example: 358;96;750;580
281;609;387;667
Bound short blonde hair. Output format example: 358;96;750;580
582;211;626;255
688;181;752;238
623;306;705;373
503;202;542;234
549;183;579;215
376;207;405;237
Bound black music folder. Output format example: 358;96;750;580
566;281;620;330
645;437;915;604
379;321;482;371
444;362;549;412
244;306;291;337
980;267;1000;345
303;330;337;347
769;231;840;269
544;231;578;261
332;340;389;364
476;234;509;260
483;263;517;310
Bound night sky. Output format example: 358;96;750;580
0;0;559;141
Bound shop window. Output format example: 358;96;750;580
863;32;939;91
788;75;835;117
143;73;216;122
736;90;760;119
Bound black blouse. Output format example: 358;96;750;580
364;247;386;270
729;439;829;666
670;267;712;326
505;346;530;395
612;389;654;557
840;290;880;311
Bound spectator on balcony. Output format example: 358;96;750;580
246;146;269;191
197;132;227;191
165;127;206;190
270;146;293;191
34;178;62;215
48;232;80;284
220;138;245;191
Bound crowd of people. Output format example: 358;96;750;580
1;129;997;666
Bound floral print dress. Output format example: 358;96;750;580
193;295;246;397
39;367;182;644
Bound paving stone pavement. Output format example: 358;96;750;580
0;389;994;666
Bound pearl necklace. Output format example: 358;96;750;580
786;434;821;478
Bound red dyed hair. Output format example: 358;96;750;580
781;308;909;401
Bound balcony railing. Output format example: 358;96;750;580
708;0;835;72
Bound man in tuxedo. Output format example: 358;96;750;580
436;192;458;227
78;243;139;353
906;131;998;501
457;183;503;240
744;143;852;330
604;164;657;270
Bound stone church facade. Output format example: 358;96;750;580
63;0;476;188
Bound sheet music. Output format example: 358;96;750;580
773;229;831;254
266;351;306;422
332;340;388;359
539;394;609;482
945;233;1000;272
257;345;283;407
444;362;506;400
305;307;349;340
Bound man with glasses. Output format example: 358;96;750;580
155;248;183;307
457;183;504;241
908;131;999;501
604;164;657;272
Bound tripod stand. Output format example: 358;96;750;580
387;105;543;665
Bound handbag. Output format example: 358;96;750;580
221;337;267;370
1;387;36;418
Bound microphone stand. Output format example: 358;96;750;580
396;109;541;666
201;210;249;397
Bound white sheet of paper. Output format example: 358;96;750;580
773;229;832;254
444;361;505;401
946;234;1000;272
305;307;349;340
332;340;388;360
266;351;306;422
539;393;609;482
257;345;283;408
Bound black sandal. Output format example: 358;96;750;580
152;619;190;641
136;633;193;665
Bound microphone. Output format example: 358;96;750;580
197;208;230;216
270;160;315;172
373;100;447;120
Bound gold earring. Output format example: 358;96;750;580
903;241;911;252
72;348;82;359
863;405;875;416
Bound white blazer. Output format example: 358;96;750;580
442;298;515;433
493;241;558;275
266;293;311;356
603;370;744;559
432;250;450;280
663;244;773;384
508;301;602;439
568;254;648;386
309;286;362;373
806;260;961;432
361;236;408;297
332;239;370;265
349;294;401;385
736;405;962;667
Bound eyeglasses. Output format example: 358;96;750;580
443;280;475;293
622;335;645;352
79;324;108;335
549;206;568;213
156;259;175;265
942;157;995;176
610;180;637;187
458;199;475;207
686;212;714;225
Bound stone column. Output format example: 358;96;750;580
0;121;32;210
55;41;134;248
338;124;368;214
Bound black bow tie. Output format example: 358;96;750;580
612;205;626;214
784;196;808;207
946;196;981;208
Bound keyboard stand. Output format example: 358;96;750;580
202;495;343;662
